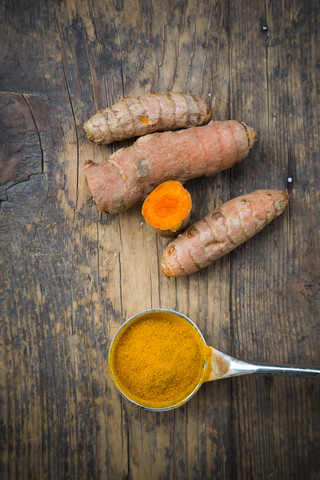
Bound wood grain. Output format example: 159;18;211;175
0;1;319;479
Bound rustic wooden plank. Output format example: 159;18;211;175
152;1;233;478
229;0;320;479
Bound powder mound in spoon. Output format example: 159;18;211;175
109;313;207;409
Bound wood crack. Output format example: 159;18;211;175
265;0;270;145
22;93;44;174
200;3;214;95
2;172;45;196
58;26;80;211
211;2;224;94
186;6;196;91
96;222;100;291
0;89;49;100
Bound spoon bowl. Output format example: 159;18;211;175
108;309;208;411
109;308;320;411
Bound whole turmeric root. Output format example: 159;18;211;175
84;92;211;145
85;120;258;214
161;190;289;277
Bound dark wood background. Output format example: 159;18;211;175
1;1;319;479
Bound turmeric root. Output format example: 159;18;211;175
161;190;289;277
84;92;211;145
142;181;192;237
85;120;258;214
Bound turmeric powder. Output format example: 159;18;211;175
109;311;210;409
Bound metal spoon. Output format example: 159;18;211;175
109;309;320;411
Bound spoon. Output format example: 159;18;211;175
109;308;320;411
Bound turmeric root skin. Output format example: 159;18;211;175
85;120;258;214
84;92;211;145
161;190;289;277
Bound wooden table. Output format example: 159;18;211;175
1;1;319;478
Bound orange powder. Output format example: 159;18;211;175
109;312;208;409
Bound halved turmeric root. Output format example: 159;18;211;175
142;181;192;237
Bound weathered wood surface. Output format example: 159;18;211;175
0;1;319;479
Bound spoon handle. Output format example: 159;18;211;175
210;348;320;380
225;356;320;378
250;364;320;377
